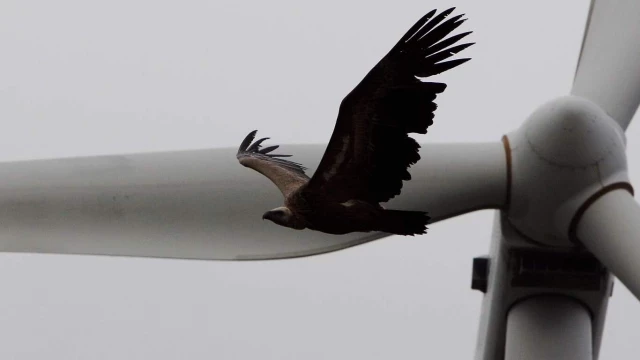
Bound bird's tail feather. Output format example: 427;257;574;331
375;209;430;236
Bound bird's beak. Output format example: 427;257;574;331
262;212;269;220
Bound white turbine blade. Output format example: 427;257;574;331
576;189;640;301
385;142;507;222
571;0;640;130
0;142;505;261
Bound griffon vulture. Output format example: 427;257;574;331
236;8;472;235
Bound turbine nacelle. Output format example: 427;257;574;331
505;95;631;247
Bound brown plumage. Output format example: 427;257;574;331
236;8;473;236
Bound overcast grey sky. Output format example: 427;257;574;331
0;0;638;358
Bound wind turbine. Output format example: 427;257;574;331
0;1;638;359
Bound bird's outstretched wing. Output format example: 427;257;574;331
237;130;310;198
305;8;473;203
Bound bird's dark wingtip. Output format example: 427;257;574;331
440;7;456;19
246;137;270;152
239;133;298;161
258;145;280;154
397;7;470;58
236;132;307;174
246;130;258;139
238;130;258;153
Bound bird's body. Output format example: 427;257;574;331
285;191;381;235
237;8;473;236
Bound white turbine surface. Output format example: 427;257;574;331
472;1;640;357
572;0;640;130
0;142;506;260
577;189;640;301
505;96;629;247
505;296;592;360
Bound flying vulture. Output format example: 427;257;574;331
236;8;472;236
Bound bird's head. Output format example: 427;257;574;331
262;207;305;230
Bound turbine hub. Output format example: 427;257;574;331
525;96;625;166
505;95;631;247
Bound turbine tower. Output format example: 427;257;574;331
1;1;638;359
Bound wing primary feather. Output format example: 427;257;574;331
268;154;293;158
424;42;475;64
416;15;467;49
405;8;455;44
246;137;270;152
416;58;471;77
426;31;472;54
399;9;437;43
238;130;257;152
259;145;280;154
